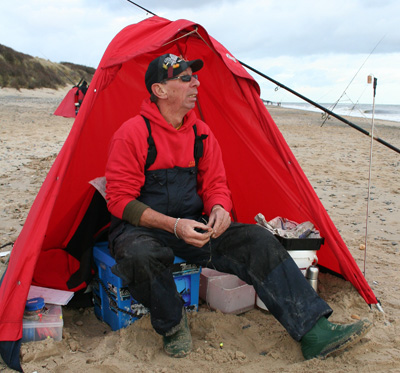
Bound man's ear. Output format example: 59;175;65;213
152;83;167;99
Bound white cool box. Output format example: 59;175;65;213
200;245;321;314
255;249;319;310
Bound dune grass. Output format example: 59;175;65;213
0;44;95;89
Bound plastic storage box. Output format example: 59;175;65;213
93;242;201;331
22;304;63;343
199;268;255;314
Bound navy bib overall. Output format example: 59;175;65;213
109;116;332;338
137;116;207;219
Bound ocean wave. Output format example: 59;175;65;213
276;102;400;124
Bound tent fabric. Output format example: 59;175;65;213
53;86;79;118
0;15;377;353
0;340;22;372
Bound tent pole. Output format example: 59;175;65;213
239;60;400;155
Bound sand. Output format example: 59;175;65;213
0;87;399;372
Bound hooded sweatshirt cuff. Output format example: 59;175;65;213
122;200;149;226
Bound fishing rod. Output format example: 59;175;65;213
364;75;377;278
125;1;400;155
125;0;157;16
38;49;77;86
239;60;400;155
321;35;386;127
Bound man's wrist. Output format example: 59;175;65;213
174;218;181;239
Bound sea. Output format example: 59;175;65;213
276;102;400;125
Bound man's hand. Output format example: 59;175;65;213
175;219;213;247
207;205;231;238
139;206;230;247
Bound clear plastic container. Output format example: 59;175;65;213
199;268;230;301
22;304;63;342
200;269;255;314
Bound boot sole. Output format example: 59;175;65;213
164;348;191;358
318;320;373;359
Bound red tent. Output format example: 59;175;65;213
54;82;87;118
53;86;79;118
0;15;377;370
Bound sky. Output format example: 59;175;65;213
1;0;400;105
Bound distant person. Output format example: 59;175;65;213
75;80;88;115
105;53;372;359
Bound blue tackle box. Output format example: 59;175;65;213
92;241;201;331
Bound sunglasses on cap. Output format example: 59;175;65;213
161;74;198;83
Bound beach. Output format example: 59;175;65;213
1;87;399;372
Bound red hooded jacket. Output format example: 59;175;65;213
105;98;232;219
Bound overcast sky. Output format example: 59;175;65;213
1;0;399;104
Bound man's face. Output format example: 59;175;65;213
162;67;200;112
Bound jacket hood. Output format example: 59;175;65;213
140;98;197;132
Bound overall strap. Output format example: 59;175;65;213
142;116;157;171
143;116;208;170
193;124;209;167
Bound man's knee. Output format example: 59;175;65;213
111;236;175;286
114;232;174;270
235;224;290;273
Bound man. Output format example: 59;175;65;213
105;53;372;359
75;80;88;115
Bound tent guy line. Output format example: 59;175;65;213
239;60;400;155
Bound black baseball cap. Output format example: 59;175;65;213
145;53;203;93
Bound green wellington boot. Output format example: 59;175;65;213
163;309;192;358
301;317;372;360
